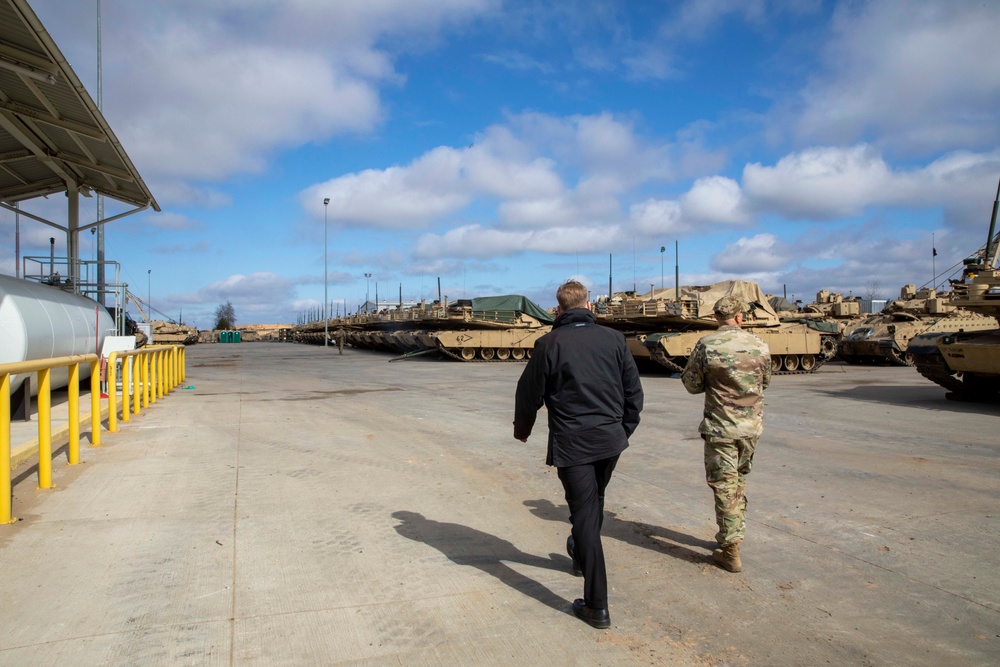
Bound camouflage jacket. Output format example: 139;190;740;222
680;325;771;439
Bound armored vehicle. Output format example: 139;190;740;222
595;280;837;374
294;295;553;361
839;285;997;366
771;289;865;351
908;178;1000;398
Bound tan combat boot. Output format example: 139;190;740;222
712;543;743;572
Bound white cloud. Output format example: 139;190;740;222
629;199;686;236
307;164;470;229
178;272;296;305
414;223;621;259
302;111;679;229
31;0;500;206
792;1;1000;153
682;176;748;224
710;233;793;273
743;145;892;219
742;144;1000;220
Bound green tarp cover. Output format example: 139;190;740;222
471;295;554;324
797;319;841;334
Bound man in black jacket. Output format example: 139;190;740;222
513;280;643;629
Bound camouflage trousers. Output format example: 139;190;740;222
704;435;758;547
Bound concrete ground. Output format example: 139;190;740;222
1;342;998;666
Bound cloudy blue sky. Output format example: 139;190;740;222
3;0;999;326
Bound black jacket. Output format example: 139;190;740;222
514;308;643;467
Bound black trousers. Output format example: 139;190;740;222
558;454;620;609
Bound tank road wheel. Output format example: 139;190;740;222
799;354;817;371
771;355;783;371
479;348;495;360
511;348;526;360
526;349;533;359
496;348;511;360
783;354;800;372
460;348;476;361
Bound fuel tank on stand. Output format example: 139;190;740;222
0;274;115;394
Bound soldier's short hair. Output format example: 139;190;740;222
713;295;747;319
556;280;589;310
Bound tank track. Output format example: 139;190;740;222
436;344;529;362
911;352;965;393
885;349;915;367
649;348;826;375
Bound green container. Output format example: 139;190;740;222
233;331;241;343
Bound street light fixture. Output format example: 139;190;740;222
323;197;330;347
364;273;372;314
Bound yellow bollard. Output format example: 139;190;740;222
132;355;141;416
37;368;52;489
1;373;13;523
68;362;80;464
122;353;132;423
157;349;163;398
107;353;119;433
142;353;150;409
90;358;101;448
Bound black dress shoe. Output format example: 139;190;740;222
572;599;610;629
566;535;583;577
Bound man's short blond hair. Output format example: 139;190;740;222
556;280;589;310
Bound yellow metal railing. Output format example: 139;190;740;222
106;345;185;432
1;345;185;524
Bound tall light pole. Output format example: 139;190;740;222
660;245;665;290
323;197;330;347
364;273;372;314
147;269;151;320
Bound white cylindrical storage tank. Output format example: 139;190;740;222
0;274;115;394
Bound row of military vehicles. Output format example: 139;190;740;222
294;179;1000;400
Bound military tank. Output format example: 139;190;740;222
293;295;553;361
595;280;838;374
838;285;997;366
908;178;1000;399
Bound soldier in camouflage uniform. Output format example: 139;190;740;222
681;295;771;573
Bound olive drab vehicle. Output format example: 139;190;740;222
293;295;553;361
838;284;997;366
908;177;1000;398
594;280;838;374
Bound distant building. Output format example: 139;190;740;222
861;299;887;314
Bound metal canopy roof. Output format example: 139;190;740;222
0;0;158;212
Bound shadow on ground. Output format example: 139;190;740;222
392;510;572;615
523;499;715;565
817;383;1000;415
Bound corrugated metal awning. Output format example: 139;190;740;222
0;0;158;211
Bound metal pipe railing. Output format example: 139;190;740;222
106;345;184;433
1;354;98;523
1;345;185;524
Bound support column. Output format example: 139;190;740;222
67;186;80;287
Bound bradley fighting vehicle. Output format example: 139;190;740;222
838;284;997;366
908;178;1000;398
294;295;553;361
595;280;838;374
771;289;865;348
